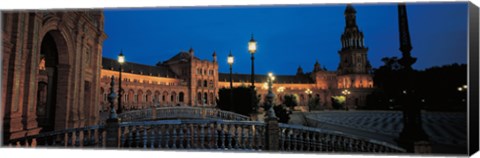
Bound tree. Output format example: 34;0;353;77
273;104;291;123
307;96;321;111
283;94;298;108
216;86;259;116
369;56;467;111
331;96;345;110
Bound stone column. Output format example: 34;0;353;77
264;73;279;151
265;117;279;151
105;117;120;148
105;76;120;148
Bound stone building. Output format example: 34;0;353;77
2;11;107;140
98;5;374;112
1;5;373;142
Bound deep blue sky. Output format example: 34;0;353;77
102;2;467;75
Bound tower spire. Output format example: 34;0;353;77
337;4;370;75
313;60;322;72
296;65;304;75
212;50;217;62
341;4;365;50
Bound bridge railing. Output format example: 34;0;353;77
116;119;265;150
113;107;250;122
6;118;406;153
6;125;106;148
277;123;406;153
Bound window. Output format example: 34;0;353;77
197;92;202;103
179;92;184;102
203;80;208;87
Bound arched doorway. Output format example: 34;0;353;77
36;31;68;132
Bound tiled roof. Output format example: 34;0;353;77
218;73;314;84
102;57;177;78
164;52;200;64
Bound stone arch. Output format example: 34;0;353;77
197;92;202;105
137;90;144;108
36;29;73;132
203;92;208;105
162;91;169;106
171;91;177;104
127;89;135;108
154;90;161;106
178;92;185;103
39;19;74;66
208;92;214;105
203;80;208;87
146;90;152;104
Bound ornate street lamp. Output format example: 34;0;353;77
305;89;313;106
227;51;235;111
265;72;276;118
117;51;125;114
248;34;257;114
107;76;118;119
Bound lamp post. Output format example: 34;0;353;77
248;34;257;113
107;76;118;119
305;89;313;108
342;89;351;111
117;51;125;114
265;72;276;118
228;51;234;111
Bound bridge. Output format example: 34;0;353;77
7;107;405;153
6;77;406;153
100;106;250;123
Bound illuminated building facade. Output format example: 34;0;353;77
98;5;374;112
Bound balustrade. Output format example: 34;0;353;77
278;123;405;153
101;107;249;123
8;108;405;153
7;125;105;148
115;120;265;151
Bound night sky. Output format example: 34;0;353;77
102;2;468;75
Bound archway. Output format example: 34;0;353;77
36;31;69;132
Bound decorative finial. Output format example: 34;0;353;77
345;4;357;14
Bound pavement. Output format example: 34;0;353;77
288;110;467;154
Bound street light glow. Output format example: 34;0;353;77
227;51;234;65
118;52;125;64
305;89;312;94
248;34;257;54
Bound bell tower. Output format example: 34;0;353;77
337;4;371;75
336;4;373;90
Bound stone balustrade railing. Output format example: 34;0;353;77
106;107;250;123
6;125;106;147
116;119;265;150
5;118;405;153
278;123;406;153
